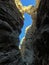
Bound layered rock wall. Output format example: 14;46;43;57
21;0;49;65
0;0;49;65
0;0;24;65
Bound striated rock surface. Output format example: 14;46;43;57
0;0;49;65
0;0;25;65
21;0;49;65
20;25;34;65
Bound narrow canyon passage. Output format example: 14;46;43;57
19;0;36;45
0;0;49;65
19;13;32;40
19;13;32;49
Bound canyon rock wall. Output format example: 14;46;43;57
21;0;49;65
0;0;49;65
0;0;25;65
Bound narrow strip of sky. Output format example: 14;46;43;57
19;0;36;40
20;0;35;6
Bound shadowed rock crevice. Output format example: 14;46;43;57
0;0;25;65
0;0;49;65
21;0;49;65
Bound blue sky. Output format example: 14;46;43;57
19;0;36;40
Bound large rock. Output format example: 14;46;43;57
0;0;24;65
21;0;49;65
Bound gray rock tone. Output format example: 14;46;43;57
0;0;25;65
20;26;34;65
32;0;49;65
21;0;49;65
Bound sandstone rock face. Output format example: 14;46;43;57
0;0;24;65
21;0;49;65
